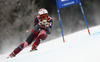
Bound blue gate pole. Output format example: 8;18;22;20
57;9;65;43
79;3;90;35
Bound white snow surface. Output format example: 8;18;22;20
0;25;100;62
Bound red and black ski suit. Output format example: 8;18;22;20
11;16;53;55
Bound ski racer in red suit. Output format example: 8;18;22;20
8;8;53;58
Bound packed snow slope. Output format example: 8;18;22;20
0;25;100;62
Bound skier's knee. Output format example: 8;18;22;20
19;42;29;49
40;33;47;40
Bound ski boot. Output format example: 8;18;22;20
30;45;38;52
7;52;16;58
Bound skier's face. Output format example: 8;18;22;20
40;14;48;20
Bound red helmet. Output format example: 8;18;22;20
38;8;48;20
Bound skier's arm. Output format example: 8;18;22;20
34;17;39;26
46;27;51;34
32;17;40;32
46;19;53;34
33;24;40;32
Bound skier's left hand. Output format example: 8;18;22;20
45;22;50;27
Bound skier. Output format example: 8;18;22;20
8;8;53;58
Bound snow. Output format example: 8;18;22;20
0;25;100;62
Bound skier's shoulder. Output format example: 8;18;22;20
48;16;53;22
48;16;52;20
35;16;40;21
34;16;39;26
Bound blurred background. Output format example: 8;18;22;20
0;0;100;54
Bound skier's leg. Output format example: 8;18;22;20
8;41;29;58
13;41;28;54
9;32;35;57
31;30;47;50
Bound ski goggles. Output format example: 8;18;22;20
40;14;48;20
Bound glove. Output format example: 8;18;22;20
45;22;50;27
38;21;43;25
38;21;45;29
